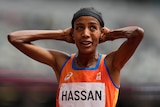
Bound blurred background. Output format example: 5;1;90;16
0;0;160;107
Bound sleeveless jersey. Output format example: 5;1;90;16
56;53;119;107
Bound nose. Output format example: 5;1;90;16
82;28;90;37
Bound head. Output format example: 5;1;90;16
71;7;104;28
71;7;105;54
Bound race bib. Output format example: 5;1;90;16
59;82;105;107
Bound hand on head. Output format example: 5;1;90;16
99;27;111;43
63;27;75;43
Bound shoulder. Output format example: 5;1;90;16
105;51;121;86
104;51;120;73
49;49;71;72
53;50;70;67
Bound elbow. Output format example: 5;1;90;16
128;26;144;41
8;33;15;44
137;27;144;37
134;27;144;39
7;32;19;44
127;26;144;43
8;31;23;44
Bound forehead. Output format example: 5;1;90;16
74;16;100;26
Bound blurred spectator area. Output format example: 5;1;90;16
0;70;57;107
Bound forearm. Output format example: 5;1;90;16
8;30;65;43
107;26;144;41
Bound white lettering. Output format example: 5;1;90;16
61;90;101;101
59;83;105;107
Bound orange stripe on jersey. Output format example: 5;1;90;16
56;53;119;107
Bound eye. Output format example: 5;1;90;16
76;26;84;30
90;26;97;31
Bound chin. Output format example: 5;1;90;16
79;48;96;54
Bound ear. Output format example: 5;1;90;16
71;29;75;41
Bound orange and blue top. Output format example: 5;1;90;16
56;53;119;107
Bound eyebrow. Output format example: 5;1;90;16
89;21;98;25
75;21;99;26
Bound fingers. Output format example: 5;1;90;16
101;27;110;33
100;27;110;41
64;27;73;37
99;27;113;43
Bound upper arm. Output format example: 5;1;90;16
10;41;69;75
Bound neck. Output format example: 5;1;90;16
75;51;99;68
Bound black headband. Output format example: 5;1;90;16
71;8;104;28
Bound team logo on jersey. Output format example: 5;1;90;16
64;72;73;81
96;72;101;80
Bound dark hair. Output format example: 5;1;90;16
71;7;104;28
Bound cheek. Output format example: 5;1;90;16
94;33;101;42
73;32;83;41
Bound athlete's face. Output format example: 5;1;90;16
72;16;102;54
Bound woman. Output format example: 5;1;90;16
8;7;144;107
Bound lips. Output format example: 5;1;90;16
80;41;92;47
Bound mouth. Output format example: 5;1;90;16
80;41;93;47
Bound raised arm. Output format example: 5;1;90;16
109;26;143;70
102;26;144;70
8;28;74;80
101;26;144;85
